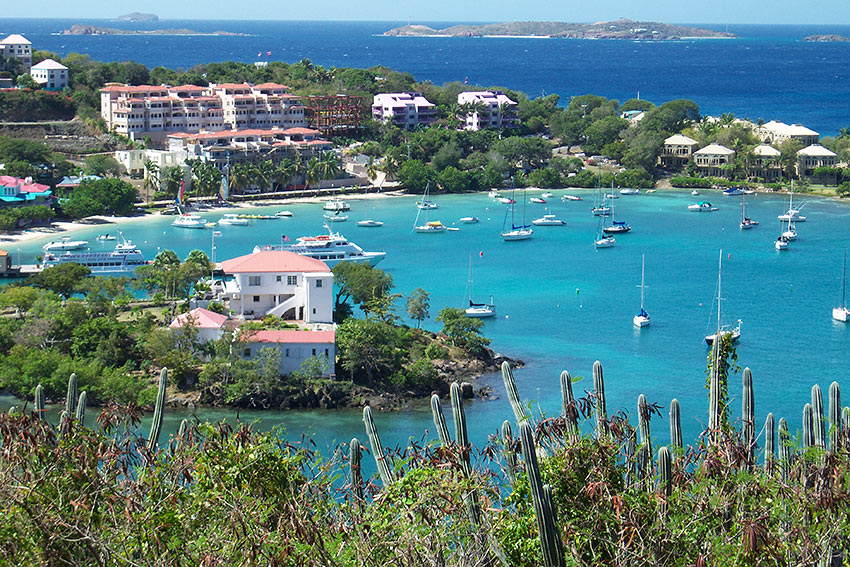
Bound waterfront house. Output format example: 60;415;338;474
694;144;735;178
219;251;333;323
457;91;519;131
757;121;819;147
796;144;838;179
240;329;335;377
660;134;699;169
749;144;782;180
170;307;229;344
29;59;68;91
372;92;437;130
0;175;53;208
0;34;32;71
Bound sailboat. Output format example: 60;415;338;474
500;181;533;241
413;182;446;233
633;254;650;328
357;196;383;227
778;181;806;222
705;249;741;345
603;183;631;234
416;182;439;209
594;217;615;249
591;180;611;216
464;254;496;318
739;193;758;229
833;249;850;322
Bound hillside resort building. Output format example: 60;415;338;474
458;90;519;131
0;34;32;71
371;92;437;130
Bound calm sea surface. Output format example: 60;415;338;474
3;190;849;459
1;20;850;134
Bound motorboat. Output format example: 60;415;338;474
488;189;501;198
253;224;386;267
459;216;479;224
688;201;718;212
620;188;640;195
530;197;547;204
532;214;565;226
43;232;145;273
172;214;206;229
691;190;700;196
775;235;790;250
723;187;745;196
356;219;384;227
562;195;582;201
275;210;293;217
541;192;553;198
96;234;116;241
218;214;249;226
322;200;350;212
414;221;447;233
833;250;850;322
496;197;515;205
633;255;650;328
43;237;89;251
323;212;348;222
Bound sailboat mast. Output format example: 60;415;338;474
468;253;474;304
843;249;847;308
640;254;646;309
717;249;723;332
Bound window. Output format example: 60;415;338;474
285;348;290;357
312;308;316;314
324;348;329;357
312;348;317;356
248;275;261;286
287;275;297;285
243;348;251;357
253;295;260;302
315;279;323;288
276;275;282;282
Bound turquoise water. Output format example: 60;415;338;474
8;189;850;458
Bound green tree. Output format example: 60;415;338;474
28;263;91;299
396;159;433;194
405;288;430;328
435;306;491;352
332;262;394;319
335;318;404;385
62;178;138;218
84;154;125;178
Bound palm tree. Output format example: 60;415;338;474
380;153;400;187
254;160;276;192
291;155;307;188
365;157;380;189
305;157;322;190
229;162;255;194
142;159;160;202
318;153;340;183
272;158;295;191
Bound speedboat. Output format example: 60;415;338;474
496;197;515;205
532;214;565;226
688;201;718;212
603;220;631;234
417;200;439;210
541;192;553;198
414;220;447;233
356;219;383;227
322;200;350;212
691;190;700;196
253;225;386;267
96;234;116;241
620;188;640;195
172;214;206;229
459;216;479;224
323;212;348;222
530;197;547;204
705;321;741;345
775;235;790;250
594;235;615;248
723;187;745;196
218;214;249;226
43;237;89;251
562;195;582;201
275;210;293;217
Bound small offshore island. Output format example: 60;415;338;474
383;19;736;39
804;34;850;42
60;24;248;37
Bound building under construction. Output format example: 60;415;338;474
305;95;368;138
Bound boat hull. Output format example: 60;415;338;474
356;220;383;227
633;315;650;328
833;307;850;322
465;307;496;318
501;229;533;241
414;226;446;233
705;329;741;345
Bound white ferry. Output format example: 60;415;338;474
252;225;386;267
42;234;146;273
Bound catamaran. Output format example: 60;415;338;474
464;254;496;318
705;249;741;345
633;254;650;328
833;249;850;322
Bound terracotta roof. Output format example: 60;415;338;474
0;249;8;256
242;330;335;344
214;83;252;90
170;308;229;330
170;84;208;91
221;250;330;274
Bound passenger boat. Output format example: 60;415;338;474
43;232;146;274
253;225;386;267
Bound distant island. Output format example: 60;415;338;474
60;24;249;37
804;34;850;42
383;19;735;40
115;12;159;22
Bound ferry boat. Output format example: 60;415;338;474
322;200;350;212
43;237;88;251
253;226;386;267
172;214;206;229
43;234;146;273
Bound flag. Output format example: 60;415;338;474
257;51;262;57
266;50;272;56
281;234;290;243
213;231;222;237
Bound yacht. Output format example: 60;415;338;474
172;214;206;229
43;232;146;274
778;182;806;222
218;214;249;226
413;182;446;233
594;235;615;249
496;197;515;205
532;214;565;226
414;221;447;233
620;188;640;195
723;187;745;196
43;237;89;251
500;184;533;241
775;235;790;250
323;212;348;222
688;201;718;212
633;254;650;328
541;192;553;198
275;210;293;217
488;189;501;198
691;190;700;196
562;194;582;201
740;193;758;230
781;221;797;241
833;250;850;322
96;234;116;241
253;225;386;267
459;216;479;224
322;200;350;212
356;219;383;227
465;255;496;318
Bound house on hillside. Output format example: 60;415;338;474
660;134;699;169
372;92;437;130
796;144;838;180
749;144;782;180
0;34;32;71
30;59;68;91
694;144;735;178
457;90;519;131
0;175;53;208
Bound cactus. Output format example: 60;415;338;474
559;370;578;439
502;361;529;424
543;483;558;525
518;421;565;567
430;393;451;446
803;403;815;449
658;446;672;519
501;420;518;484
742;368;755;467
828;382;841;452
75;391;87;427
34;384;45;420
812;385;825;448
58;410;69;435
669;399;682;460
147;368;167;453
363;405;394;487
593;361;609;439
450;382;472;476
65;373;78;416
778;418;791;483
350;437;364;501
624;429;637;487
708;339;722;442
843;407;850;447
178;418;189;440
637;394;652;484
764;413;775;473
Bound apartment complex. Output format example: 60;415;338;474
372;92;437;130
750;144;783;180
100;82;307;142
0;34;32;71
796;144;838;178
756;121;820;147
694;144;735;177
29;59;69;91
457;90;519;131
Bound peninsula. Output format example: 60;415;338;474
383;19;735;39
60;24;248;37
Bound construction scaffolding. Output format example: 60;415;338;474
304;95;368;138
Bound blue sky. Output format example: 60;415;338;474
5;1;850;25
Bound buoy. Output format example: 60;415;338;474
505;315;509;319
699;302;703;307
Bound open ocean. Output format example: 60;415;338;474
1;19;850;134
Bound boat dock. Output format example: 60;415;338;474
1;265;43;278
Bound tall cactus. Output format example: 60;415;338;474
812;385;826;448
764;413;775;473
669;399;682;461
502;361;529;424
450;382;472;476
637;394;652;485
593;361;609;439
518;421;565;567
803;403;815;449
34;384;45;420
828;382;841;452
501;420;518;484
75;391;87;427
363;405;394;487
349;437;364;501
147;368;167;453
178;418;189;440
430;394;451;446
708;338;722;443
778;418;791;483
559;370;578;440
65;373;78;416
742;368;755;468
658;446;672;519
843;407;850;448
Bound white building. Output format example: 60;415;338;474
660;134;699;169
457;90;519;131
170;307;229;344
219;250;333;322
30;59;69;91
114;148;187;178
241;329;335;377
796;144;838;178
0;34;32;71
371;92;437;130
694;143;736;177
757;120;819;147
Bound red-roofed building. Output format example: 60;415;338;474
170;307;229;343
240;329;335;376
219;250;333;322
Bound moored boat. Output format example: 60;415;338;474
172;214;206;229
532;214;565;226
688;201;718;212
253;225;386;267
322;200;350;212
43;237;89;251
43;232;145;274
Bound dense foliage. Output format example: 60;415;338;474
0;89;77;121
60;177;139;218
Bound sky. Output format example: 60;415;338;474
5;0;850;25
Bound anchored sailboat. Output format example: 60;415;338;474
465;254;495;318
633;254;650;328
705;249;741;345
500;181;533;241
413;182;446;233
833;249;850;322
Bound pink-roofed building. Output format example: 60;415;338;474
0;175;53;208
457;91;519;131
219;251;333;322
170;307;229;343
372;92;437;130
240;329;335;376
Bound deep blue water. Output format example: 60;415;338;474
2;19;850;134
